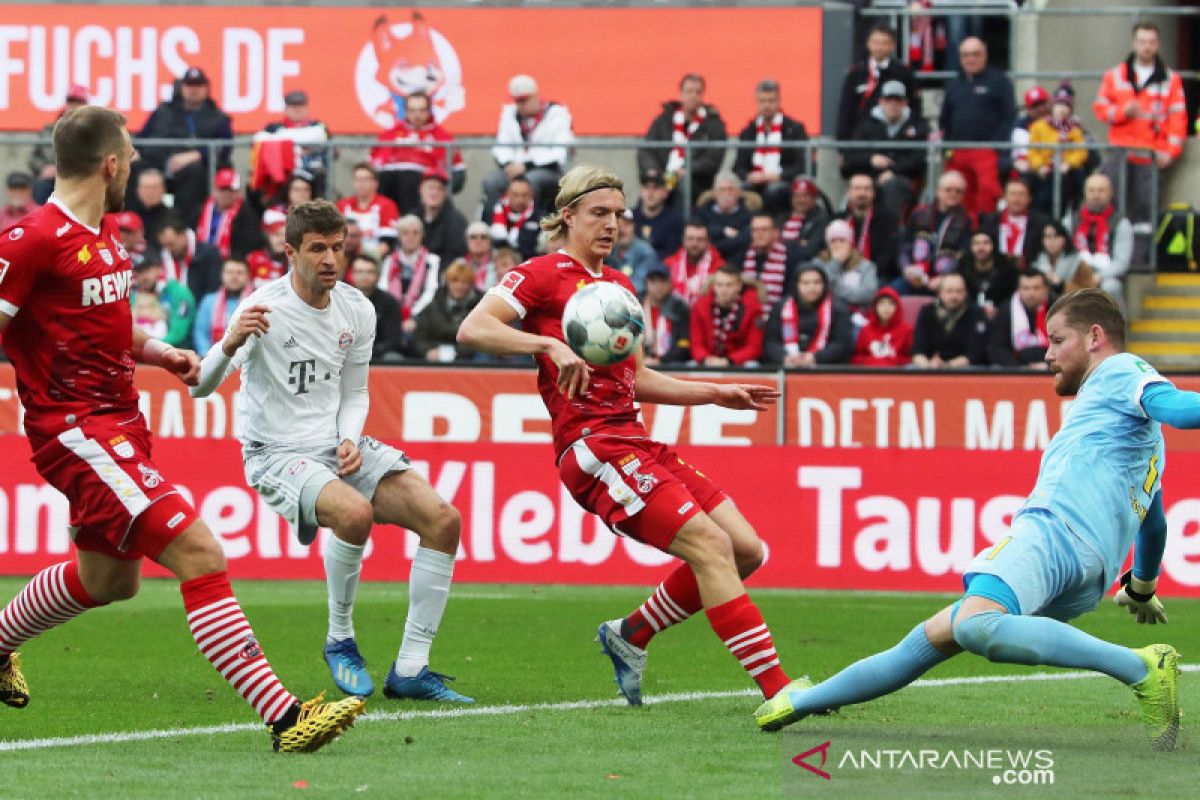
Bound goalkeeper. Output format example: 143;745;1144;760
755;289;1200;751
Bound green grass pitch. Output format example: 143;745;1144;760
1;579;1197;798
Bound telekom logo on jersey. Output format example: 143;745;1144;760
80;269;133;307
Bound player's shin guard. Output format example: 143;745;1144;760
622;563;703;649
706;593;790;699
181;571;299;724
0;562;101;657
953;611;1147;684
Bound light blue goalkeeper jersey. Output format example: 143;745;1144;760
1019;352;1170;586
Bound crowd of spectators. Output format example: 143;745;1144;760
0;17;1189;369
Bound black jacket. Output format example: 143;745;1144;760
776;207;829;264
978;210;1051;270
633;204;685;261
987;300;1048;367
842;107;930;182
641;293;692;364
422;202;469;265
762;290;854;365
836;59;920;141
138;89;234;171
177;241;223;302
413;287;484;359
912;301;988;364
638;102;727;196
732;114;809;184
696;200;753;262
365;288;404;361
956;254;1018;311
903;204;975;266
839;205;901;282
939;66;1015;143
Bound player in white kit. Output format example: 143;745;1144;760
191;200;472;703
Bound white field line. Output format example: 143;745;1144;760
2;665;1196;753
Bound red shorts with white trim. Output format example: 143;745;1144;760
30;414;198;561
558;436;727;551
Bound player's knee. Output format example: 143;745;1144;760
952;610;1003;658
337;500;375;546
161;525;228;579
733;536;764;578
431;503;462;549
88;571;141;603
683;524;736;573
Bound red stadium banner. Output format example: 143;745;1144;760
0;6;823;135
2;440;1200;597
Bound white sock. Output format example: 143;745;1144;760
324;536;365;643
394;547;455;677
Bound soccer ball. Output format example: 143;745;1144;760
561;281;646;366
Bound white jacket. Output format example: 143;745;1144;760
491;102;573;168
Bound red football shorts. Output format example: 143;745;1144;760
30;414;198;561
558;436;727;551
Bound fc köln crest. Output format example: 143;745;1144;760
108;435;134;459
97;243;114;266
138;463;163;489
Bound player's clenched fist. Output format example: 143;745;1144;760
222;304;271;357
336;438;362;477
166;348;202;387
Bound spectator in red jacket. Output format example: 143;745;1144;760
689;266;762;366
371;90;466;212
665;220;725;306
337;162;400;257
851;286;912;367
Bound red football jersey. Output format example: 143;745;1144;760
0;199;139;444
337;195;400;251
489;251;647;457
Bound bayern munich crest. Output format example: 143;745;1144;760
338;330;354;350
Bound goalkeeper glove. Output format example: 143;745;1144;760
1113;570;1168;624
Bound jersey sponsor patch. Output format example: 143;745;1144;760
499;270;525;292
677;501;695;515
166;511;187;530
108;435;134;459
616;453;641;475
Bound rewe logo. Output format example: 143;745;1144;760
354;11;466;129
793;741;832;780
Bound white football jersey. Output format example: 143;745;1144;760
226;276;375;449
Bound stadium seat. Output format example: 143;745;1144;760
900;294;935;325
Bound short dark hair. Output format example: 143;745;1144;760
1018;270;1048;287
1133;20;1160;37
680;73;705;92
352;253;380;271
508;175;533;189
751;212;777;226
868;24;897;41
1047;289;1126;350
286;199;346;249
159;211;189;235
685;217;708;232
352;162;378;180
715;265;742;279
54;106;127;180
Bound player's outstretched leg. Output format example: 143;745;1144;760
160;522;365;753
316;481;376;698
0;561;105;709
952;598;1181;750
370;471;474;704
756;611;957;732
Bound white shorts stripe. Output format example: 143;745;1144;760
570;440;646;517
0;299;18;318
57;427;151;520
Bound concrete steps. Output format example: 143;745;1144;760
1127;274;1200;371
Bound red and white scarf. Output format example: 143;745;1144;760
852;209;873;260
386;247;433;312
1010;293;1049;350
197;197;242;259
518;103;548;141
160;229;196;287
667;246;716;306
468;253;497;290
781;212;805;243
711;297;744;358
667;106;706;175
1076;206;1113;256
751;113;783;175
646;303;673;358
999;210;1027;260
490;198;534;249
781;294;832;356
209;287;239;346
743;241;789;308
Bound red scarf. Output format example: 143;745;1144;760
518;103;548;141
743;241;789;308
781;212;805;243
852;209;873;260
781;294;832;355
751;113;783;175
160;230;195;286
646;303;672;358
667;246;716;305
386;247;432;312
468;253;497;290
711;297;744;358
667;106;706;175
490;198;534;249
1000;210;1027;260
209;288;239;347
1076;206;1113;256
1010;293;1049;350
197;197;242;259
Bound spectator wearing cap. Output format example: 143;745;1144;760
762;264;853;368
695;171;753;262
837;174;900;282
129;256;196;348
112;211;149;265
196;168;262;260
980;177;1050;271
27;84;89;204
842;80;929;221
818;218;878;312
1025;84;1089;215
665;220;725;306
488;175;541;261
640;263;692;365
632;170;684;260
0;172;37;231
690;266;762;367
638;73;728;206
740;213;801;311
157;211;223;302
898;170;975;296
260;89;332;195
418;170;468;264
483;74;573;213
371;90;465;213
463;221;498;290
337;162;400;257
777;177;827;263
1009;85;1051;180
130;168;171;247
137;66;234;226
836;24;919;142
940;38;1016;216
245;209;290;288
193;258;252;354
605;210;660;295
910;272;988;369
732;79;810;216
348;253;404;361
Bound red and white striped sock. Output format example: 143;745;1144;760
706;593;791;699
181;571;297;724
622;563;702;648
0;561;101;657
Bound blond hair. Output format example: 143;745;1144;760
539;165;625;242
443;259;475;283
